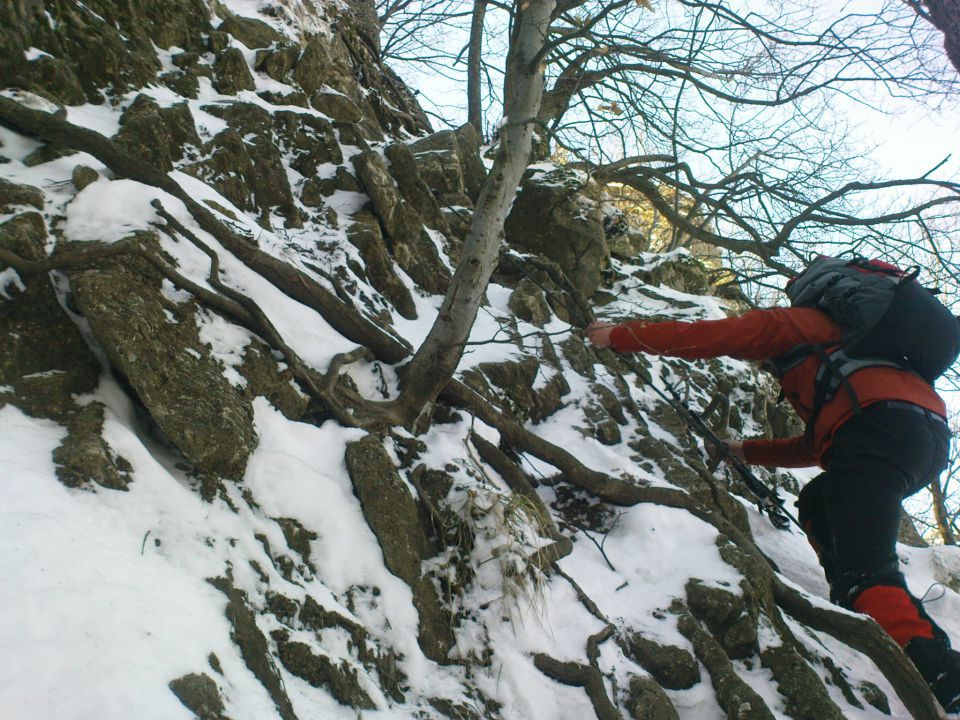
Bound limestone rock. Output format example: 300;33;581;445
0;177;44;212
219;15;284;49
344;434;454;663
238;339;308;421
310;91;364;124
619;632;700;690
429;697;483;720
21;56;88;106
640;255;713;296
0;213;101;420
208;30;230;54
463;358;570;425
508;279;552;327
210;578;297;720
192;103;301;227
351;150;451;294
168;673;228;720
255;43;302;82
676;606;775;720
116;94;199;172
685;579;759;660
859;681;890;714
407;130;473;208
161;70;200;99
0;0;171;103
344;435;435;582
344;0;382;54
195;129;257;212
162;102;203;157
163;51;211;98
53;402;133;490
66;235;255;479
760;644;845;720
624;676;681;720
384;142;450;234
273;110;343;175
213;47;256;94
454;124;487;202
404;124;486;205
276;639;375;709
346;211;418;320
505;167;610;297
314;167;361;198
293;36;354;97
22;143;76;168
609;228;650;260
72;165;100;192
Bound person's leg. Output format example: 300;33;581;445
796;473;838;583
821;406;947;603
821;406;956;710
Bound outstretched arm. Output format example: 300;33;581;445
586;307;840;361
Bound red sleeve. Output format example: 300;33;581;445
743;435;818;468
608;307;841;360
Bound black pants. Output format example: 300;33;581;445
797;404;951;606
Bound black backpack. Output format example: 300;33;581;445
768;255;960;423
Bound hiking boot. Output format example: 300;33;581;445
905;636;960;713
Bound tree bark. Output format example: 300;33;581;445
930;479;958;545
467;0;488;134
391;0;556;430
922;0;960;75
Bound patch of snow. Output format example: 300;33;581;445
0;88;60;114
63;179;169;243
0;268;26;299
65;102;124;138
24;47;53;61
196;307;254;388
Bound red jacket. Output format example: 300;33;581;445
608;307;946;468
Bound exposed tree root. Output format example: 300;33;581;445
444;380;647;503
0;94;946;720
470;432;574;570
554;567;608;624
443;380;944;719
152;202;362;424
773;579;947;720
534;626;622;720
0;234;259;330
674;603;776;720
0;96;411;365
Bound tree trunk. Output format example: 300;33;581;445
924;0;960;75
391;0;556;430
467;0;488;134
930;479;958;545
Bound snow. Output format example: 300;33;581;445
196;308;255;388
63;179;166;242
0;267;25;299
4;5;960;718
0;404;233;720
24;47;53;61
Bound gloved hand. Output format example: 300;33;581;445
705;438;745;471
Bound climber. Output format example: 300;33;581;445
585;279;960;713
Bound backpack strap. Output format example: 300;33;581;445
767;344;906;437
762;343;815;380
805;348;905;437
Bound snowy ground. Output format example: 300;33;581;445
3;4;960;716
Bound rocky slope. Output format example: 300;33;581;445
2;2;960;719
